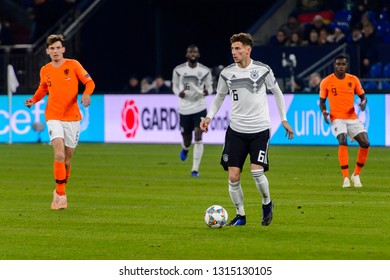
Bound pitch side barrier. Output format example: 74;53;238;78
0;94;388;146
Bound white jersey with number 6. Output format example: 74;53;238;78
207;59;287;134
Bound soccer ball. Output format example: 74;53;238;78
204;205;228;228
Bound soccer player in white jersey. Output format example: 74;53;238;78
200;33;294;226
172;45;214;177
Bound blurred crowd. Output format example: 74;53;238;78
122;75;172;94
0;0;78;45
130;1;390;94
269;0;390;79
121;64;224;94
3;0;390;93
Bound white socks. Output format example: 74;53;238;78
192;141;203;172
228;180;245;216
228;169;270;216
252;169;271;205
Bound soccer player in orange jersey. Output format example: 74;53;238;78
25;34;95;209
319;55;369;188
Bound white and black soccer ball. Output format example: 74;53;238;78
204;205;228;228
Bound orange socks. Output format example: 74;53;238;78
54;161;66;195
338;146;370;177
353;147;369;175
338;145;349;178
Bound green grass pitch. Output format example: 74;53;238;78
0;143;389;260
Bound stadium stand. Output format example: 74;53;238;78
369;62;383;78
2;0;390;93
250;0;390;92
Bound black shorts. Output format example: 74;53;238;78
220;126;270;172
180;109;207;135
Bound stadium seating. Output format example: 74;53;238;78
381;81;390;90
383;33;390;44
369;62;383;78
365;10;378;25
333;9;352;23
335;22;350;33
364;81;378;90
383;63;390;78
382;63;390;91
376;21;390;36
366;62;382;90
379;10;389;21
332;9;352;33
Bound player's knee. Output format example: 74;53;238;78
337;134;348;145
356;133;370;148
229;174;240;183
194;129;203;142
361;141;370;149
54;153;65;162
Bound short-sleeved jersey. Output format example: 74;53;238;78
172;62;213;115
32;59;94;121
209;60;286;134
319;73;364;122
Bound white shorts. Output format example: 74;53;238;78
47;120;80;148
331;119;367;142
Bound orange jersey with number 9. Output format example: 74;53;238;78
319;73;364;122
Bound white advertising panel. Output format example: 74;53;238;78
104;94;294;144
